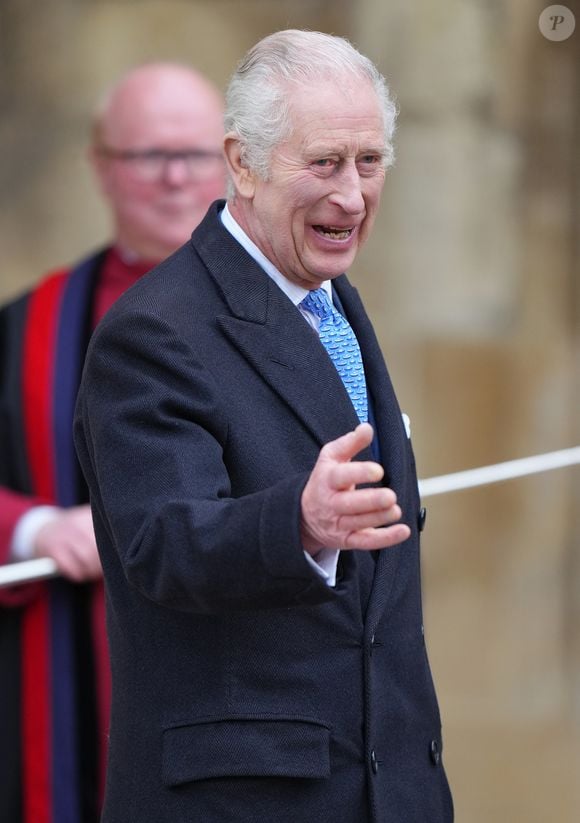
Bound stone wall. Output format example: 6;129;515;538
352;1;580;819
1;1;579;820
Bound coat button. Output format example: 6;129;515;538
429;739;440;766
418;507;427;532
370;749;379;774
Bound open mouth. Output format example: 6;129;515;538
313;225;354;240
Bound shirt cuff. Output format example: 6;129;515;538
10;506;60;561
303;549;340;587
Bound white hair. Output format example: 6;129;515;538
224;29;397;192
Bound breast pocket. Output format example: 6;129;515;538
162;716;331;787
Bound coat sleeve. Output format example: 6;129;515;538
74;309;335;615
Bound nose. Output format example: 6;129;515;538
328;161;365;214
161;156;191;187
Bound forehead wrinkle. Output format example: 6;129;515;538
285;81;385;144
301;133;386;161
295;116;385;158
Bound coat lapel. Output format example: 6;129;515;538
333;277;414;628
192;205;363;450
332;277;409;493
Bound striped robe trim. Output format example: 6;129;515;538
18;254;103;823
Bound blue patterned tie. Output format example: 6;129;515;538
301;288;368;423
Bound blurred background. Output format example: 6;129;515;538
1;0;579;819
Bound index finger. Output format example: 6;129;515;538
322;422;375;464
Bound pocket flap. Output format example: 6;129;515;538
162;716;331;786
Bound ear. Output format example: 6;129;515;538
223;133;256;199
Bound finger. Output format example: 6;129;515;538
330;461;385;490
343;523;411;551
71;542;101;579
83;548;103;579
333;487;396;516
338;505;402;533
321;423;374;464
74;519;96;542
75;513;96;542
52;544;88;582
49;530;97;577
60;551;101;582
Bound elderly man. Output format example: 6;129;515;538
74;31;453;823
0;63;225;822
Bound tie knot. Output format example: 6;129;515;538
301;288;332;321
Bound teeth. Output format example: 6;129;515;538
317;226;353;239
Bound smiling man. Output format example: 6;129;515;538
225;72;386;289
74;30;453;823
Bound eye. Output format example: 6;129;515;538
359;154;381;166
311;157;336;171
357;154;384;175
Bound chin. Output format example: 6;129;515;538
319;256;357;279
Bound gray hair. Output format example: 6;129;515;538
224;29;397;190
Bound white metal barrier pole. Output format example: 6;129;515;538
1;446;579;589
418;445;580;498
0;556;60;587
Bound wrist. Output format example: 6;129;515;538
11;506;61;561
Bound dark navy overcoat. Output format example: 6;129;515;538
74;201;453;822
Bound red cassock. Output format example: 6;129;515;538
0;248;152;823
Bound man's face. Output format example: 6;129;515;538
233;78;386;288
93;70;225;262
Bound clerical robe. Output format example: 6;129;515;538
0;248;151;823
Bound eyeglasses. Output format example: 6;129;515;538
97;146;224;181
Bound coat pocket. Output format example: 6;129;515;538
162;716;331;787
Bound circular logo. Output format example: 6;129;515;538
539;5;576;41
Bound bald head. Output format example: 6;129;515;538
94;63;224;149
91;62;226;262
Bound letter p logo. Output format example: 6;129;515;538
539;5;576;40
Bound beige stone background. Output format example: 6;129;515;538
1;0;579;820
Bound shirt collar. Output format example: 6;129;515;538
220;202;332;307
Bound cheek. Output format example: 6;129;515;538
364;178;385;210
199;177;227;203
365;185;383;217
123;198;156;220
109;178;154;210
287;187;320;230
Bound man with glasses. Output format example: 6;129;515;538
0;62;225;823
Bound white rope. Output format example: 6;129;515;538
1;446;579;589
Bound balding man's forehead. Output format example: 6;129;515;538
96;63;222;128
95;64;224;148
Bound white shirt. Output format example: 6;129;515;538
221;203;340;586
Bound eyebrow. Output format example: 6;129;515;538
304;144;387;160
